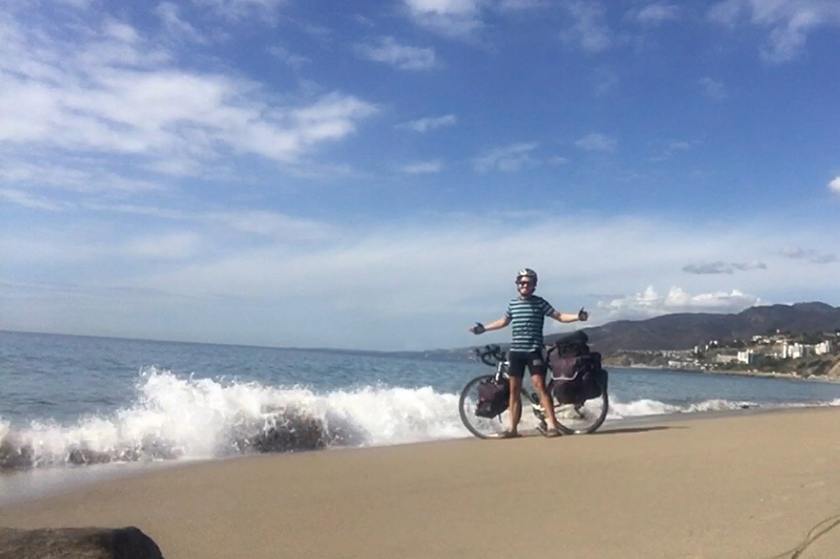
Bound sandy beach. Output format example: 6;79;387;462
2;409;840;558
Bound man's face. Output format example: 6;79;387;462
516;278;535;296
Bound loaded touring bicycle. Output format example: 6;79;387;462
459;331;609;438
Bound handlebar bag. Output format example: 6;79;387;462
475;378;510;418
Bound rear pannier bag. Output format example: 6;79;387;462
475;378;510;418
546;333;608;405
552;330;590;357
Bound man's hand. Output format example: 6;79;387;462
469;322;486;335
578;308;589;322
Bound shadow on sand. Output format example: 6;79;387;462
591;425;683;436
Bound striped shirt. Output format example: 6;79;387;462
505;295;555;352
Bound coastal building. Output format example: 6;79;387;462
737;350;755;365
780;342;805;359
815;340;832;355
715;353;739;365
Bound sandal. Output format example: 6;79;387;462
495;430;521;439
537;424;561;438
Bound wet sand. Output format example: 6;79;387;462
2;408;840;558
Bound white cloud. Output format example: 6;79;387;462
56;0;97;8
708;0;840;62
699;77;727;100
123;232;202;260
497;0;547;9
155;3;207;43
633;2;680;25
829;176;840;194
354;36;437;70
650;140;693;162
267;45;310;68
401;0;546;38
400;160;443;174
0;188;67;211
0;10;377;189
190;0;287;22
0;236;104;264
75;202;335;241
575;133;616;152
207;210;334;240
560;1;612;53
0;159;162;193
683;261;767;274
403;0;484;37
473;142;539;172
396;114;457;132
599;286;761;318
780;247;837;264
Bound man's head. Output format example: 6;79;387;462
515;268;537;295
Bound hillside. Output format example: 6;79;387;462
556;302;840;355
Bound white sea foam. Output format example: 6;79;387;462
2;369;839;471
607;397;759;419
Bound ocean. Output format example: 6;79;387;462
3;330;840;503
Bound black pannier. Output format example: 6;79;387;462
475;378;510;418
546;332;608;405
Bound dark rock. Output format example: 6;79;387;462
0;438;34;471
0;526;164;559
252;409;326;452
67;448;112;466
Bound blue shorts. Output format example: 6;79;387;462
507;350;546;379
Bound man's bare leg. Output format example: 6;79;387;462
531;373;558;431
508;375;522;434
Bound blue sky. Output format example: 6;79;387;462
1;0;839;350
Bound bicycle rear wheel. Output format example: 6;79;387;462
458;374;529;439
553;383;609;435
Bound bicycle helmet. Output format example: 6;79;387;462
516;268;538;285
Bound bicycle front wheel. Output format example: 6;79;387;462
458;375;529;439
553;383;609;435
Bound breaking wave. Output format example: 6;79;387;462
0;368;462;471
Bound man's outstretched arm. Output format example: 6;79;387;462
468;315;511;334
550;308;588;323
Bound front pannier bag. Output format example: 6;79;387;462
475;378;510;418
546;332;608;405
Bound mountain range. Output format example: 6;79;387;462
549;302;840;355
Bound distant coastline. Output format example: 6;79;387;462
605;360;840;383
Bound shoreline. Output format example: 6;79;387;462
3;408;840;558
3;403;840;508
608;361;840;382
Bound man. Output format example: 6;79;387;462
468;268;588;438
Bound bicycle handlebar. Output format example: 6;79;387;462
474;345;506;367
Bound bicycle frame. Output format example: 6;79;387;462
477;345;548;422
